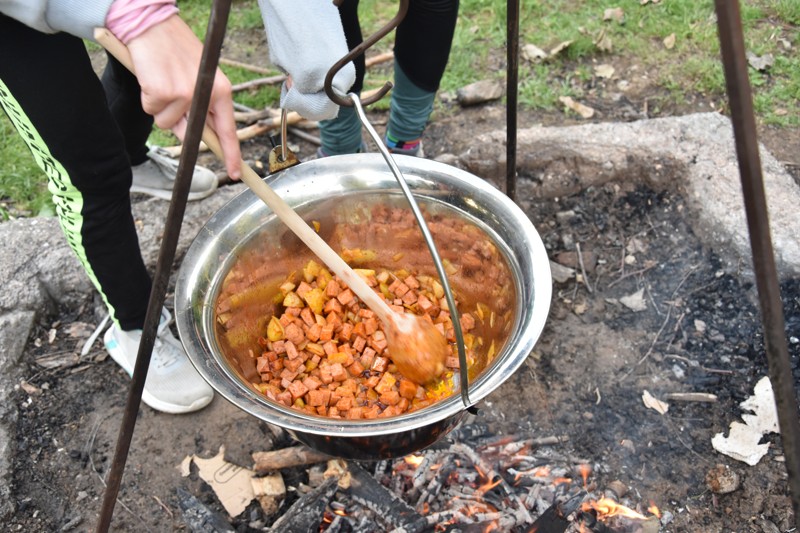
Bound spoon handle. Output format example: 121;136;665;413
94;28;396;325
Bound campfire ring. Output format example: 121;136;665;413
174;154;551;460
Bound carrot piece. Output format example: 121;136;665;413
330;362;348;381
352;335;367;353
300;307;315;327
398;379;419;400
371;356;389;373
284;323;305;345
283;357;305;372
379;390;401;406
303;376;322;391
352;322;367;338
374;372;396;394
256;357;271;374
287;380;309;400
325;279;341;298
306;323;322;342
338;322;354;341
319;323;335;342
336;288;355;306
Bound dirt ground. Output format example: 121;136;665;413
6;29;800;533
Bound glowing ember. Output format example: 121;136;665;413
582;497;649;520
552;477;573;486
579;464;592;487
404;454;425;467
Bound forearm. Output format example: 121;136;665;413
0;0;114;39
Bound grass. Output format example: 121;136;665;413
1;0;797;217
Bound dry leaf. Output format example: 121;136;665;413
603;7;625;24
619;287;647;311
549;40;573;57
594;28;613;52
594;64;615;79
663;33;676;49
746;51;774;71
522;43;548;62
558;96;596;119
642;390;669;415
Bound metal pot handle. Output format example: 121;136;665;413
349;93;473;409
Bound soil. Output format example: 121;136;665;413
6;27;800;533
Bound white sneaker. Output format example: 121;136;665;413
130;147;218;201
103;308;214;414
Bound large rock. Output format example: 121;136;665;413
457;112;800;277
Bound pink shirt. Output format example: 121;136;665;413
105;0;178;44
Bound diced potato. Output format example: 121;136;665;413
303;260;322;283
282;291;304;308
267;316;285;342
279;281;296;296
340;248;377;264
431;280;445;300
303;287;326;315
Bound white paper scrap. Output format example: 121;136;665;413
181;446;256;517
712;376;780;466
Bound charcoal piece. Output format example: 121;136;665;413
345;462;424;529
268;477;338;533
176;487;235;533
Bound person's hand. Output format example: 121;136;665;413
127;15;242;180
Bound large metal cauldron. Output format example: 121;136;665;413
174;154;551;460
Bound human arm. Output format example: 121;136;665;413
257;0;355;121
1;0;242;179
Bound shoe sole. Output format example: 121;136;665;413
103;329;214;414
130;180;218;202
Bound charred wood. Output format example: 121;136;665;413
176;487;235;533
268;477;338;533
345;462;424;530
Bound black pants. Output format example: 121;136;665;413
0;15;152;330
338;0;460;93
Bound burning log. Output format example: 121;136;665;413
267;477;338;533
252;446;332;474
344;462;424;530
450;443;534;525
415;454;458;511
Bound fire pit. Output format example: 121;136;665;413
174;154;551;459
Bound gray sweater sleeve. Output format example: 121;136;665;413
258;0;356;121
0;0;115;40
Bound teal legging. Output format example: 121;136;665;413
319;0;459;155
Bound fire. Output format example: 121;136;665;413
333;509;347;517
582;497;649;520
648;502;661;517
477;477;503;493
404;454;425;467
578;464;592;487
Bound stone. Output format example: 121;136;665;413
705;464;741;494
456;80;505;107
458;113;800;277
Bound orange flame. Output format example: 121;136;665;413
477;477;503;493
333;509;347;517
552;477;573;486
578;464;592;487
582;497;648;520
648;502;661;518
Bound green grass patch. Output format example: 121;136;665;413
1;0;798;215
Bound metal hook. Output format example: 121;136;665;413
324;0;409;107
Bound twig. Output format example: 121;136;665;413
153;495;174;519
575;242;593;294
220;57;275;75
288;126;321;146
606;263;657;288
620;305;673;381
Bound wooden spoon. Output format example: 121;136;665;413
96;29;448;384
